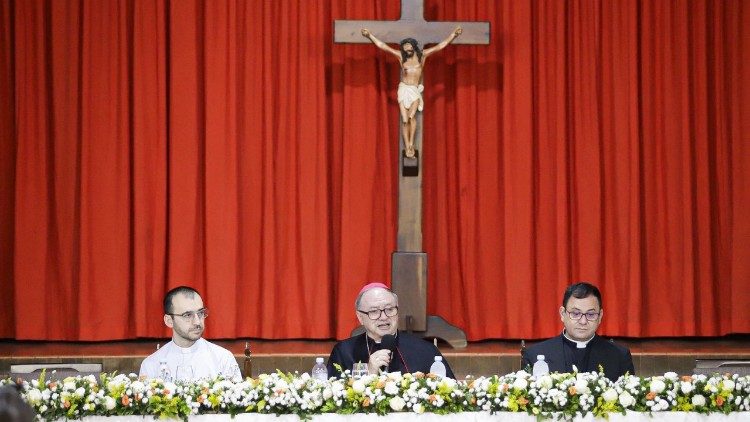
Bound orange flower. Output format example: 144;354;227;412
681;376;692;382
121;395;130;406
49;382;58;390
197;395;204;404
568;387;577;396
716;396;725;406
163;389;171;395
414;373;425;379
502;384;510;392
362;397;371;407
518;397;529;406
646;392;656;400
63;400;71;409
376;381;385;389
428;394;438;403
470;397;477;405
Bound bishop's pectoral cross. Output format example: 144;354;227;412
335;0;489;348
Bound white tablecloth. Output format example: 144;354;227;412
58;412;750;421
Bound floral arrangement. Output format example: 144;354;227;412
2;369;749;420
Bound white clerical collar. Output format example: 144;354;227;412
369;331;398;344
173;338;203;354
563;331;595;348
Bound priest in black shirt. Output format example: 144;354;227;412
327;282;455;378
522;282;634;381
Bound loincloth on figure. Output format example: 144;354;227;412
397;82;424;111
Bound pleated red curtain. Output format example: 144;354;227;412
0;0;748;341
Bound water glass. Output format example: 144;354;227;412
175;365;194;381
352;362;369;378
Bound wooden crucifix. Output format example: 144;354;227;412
335;1;489;348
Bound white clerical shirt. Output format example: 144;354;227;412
139;338;241;381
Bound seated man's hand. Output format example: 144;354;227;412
367;349;392;374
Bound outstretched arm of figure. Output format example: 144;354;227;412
423;27;462;58
361;29;402;59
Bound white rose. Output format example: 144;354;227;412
26;389;43;405
692;394;706;407
386;372;403;382
649;379;666;394
722;380;735;392
441;377;457;389
413;403;425;414
513;378;528;390
63;381;76;391
332;382;345;395
619;391;635;408
602;388;618;403
351;380;366;394
384;381;399;396
104;396;116;410
389;396;406;411
538;375;553;390
130;381;145;393
75;387;86;397
574;379;590;395
680;381;694;394
322;387;333;400
664;372;678;381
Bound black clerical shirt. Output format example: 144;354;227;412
522;333;635;381
327;331;455;378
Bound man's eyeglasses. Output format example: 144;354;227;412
357;306;398;320
167;308;209;321
564;309;600;321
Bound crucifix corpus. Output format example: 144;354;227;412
335;1;489;348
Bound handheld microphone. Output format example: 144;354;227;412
381;334;397;351
379;334;397;371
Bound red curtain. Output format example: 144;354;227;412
1;0;748;341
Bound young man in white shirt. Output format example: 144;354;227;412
139;286;241;381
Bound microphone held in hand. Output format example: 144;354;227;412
380;334;397;351
378;334;398;372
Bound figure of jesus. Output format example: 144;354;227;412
361;27;462;158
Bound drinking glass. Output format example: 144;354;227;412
175;365;194;381
352;362;369;378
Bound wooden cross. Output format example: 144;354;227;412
334;1;490;46
335;1;489;348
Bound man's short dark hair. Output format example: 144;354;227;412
163;286;201;314
0;385;36;422
562;282;602;309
